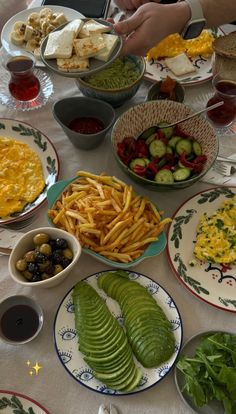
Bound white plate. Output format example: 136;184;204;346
40;19;123;78
174;330;234;414
1;6;84;67
167;186;236;313
144;29;224;86
54;270;183;395
0;390;50;414
0;118;59;225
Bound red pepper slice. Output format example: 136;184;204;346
179;153;207;173
133;165;147;176
135;139;149;157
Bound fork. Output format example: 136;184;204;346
214;161;236;176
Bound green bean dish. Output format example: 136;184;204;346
84;57;141;89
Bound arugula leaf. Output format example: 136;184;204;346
176;332;236;414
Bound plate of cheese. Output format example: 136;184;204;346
40;18;123;77
167;186;236;313
1;6;84;67
144;29;224;86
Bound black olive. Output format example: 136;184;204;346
49;238;57;250
34;251;47;263
62;258;71;268
44;263;54;274
52;250;63;264
55;238;68;250
31;272;42;282
27;262;39;273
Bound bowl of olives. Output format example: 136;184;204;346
8;227;82;288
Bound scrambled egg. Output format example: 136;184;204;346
147;30;214;61
194;196;236;264
0;137;45;218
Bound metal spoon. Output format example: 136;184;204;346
159;101;224;129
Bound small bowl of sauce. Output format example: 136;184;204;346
0;295;43;344
53;96;115;150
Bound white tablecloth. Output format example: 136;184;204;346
0;10;235;414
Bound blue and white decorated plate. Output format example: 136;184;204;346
54;270;183;395
167;187;236;313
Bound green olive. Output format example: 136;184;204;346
41;272;51;280
38;260;51;272
15;259;27;272
24;250;36;262
62;248;73;260
22;270;33;281
54;264;63;275
33;233;50;245
39;243;52;256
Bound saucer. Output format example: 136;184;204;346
0;69;54;111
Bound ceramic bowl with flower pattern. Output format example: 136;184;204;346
111;100;219;190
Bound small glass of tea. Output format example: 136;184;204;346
206;72;236;127
6;55;40;101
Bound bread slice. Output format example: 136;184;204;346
57;55;89;72
78;19;111;38
213;32;236;58
62;19;84;38
44;30;74;59
73;34;106;58
165;53;196;76
94;33;119;62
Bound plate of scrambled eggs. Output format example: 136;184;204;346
167;187;236;313
0;118;59;225
145;29;223;86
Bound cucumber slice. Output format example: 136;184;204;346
138;126;157;140
149;140;166;158
168;135;182;149
173;167;191;181
145;133;156;145
129;158;146;171
176;138;192;155
192;140;202;156
154;169;174;183
157;121;174;139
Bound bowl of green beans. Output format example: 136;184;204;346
75;56;146;108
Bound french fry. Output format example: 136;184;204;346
48;171;172;263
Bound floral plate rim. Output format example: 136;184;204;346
167;186;236;313
0;117;60;225
53;270;183;396
0;390;50;414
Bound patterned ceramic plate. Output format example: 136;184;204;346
1;6;84;67
144;29;224;86
0;118;59;225
167;187;236;313
54;270;183;395
0;390;50;414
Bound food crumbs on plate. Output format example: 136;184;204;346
147;30;214;61
194;196;236;264
0;137;45;218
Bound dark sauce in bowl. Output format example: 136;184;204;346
68;117;105;134
0;304;39;342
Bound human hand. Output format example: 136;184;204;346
114;2;190;56
114;0;156;11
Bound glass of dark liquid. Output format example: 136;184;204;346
0;295;43;344
206;72;236;127
6;55;40;101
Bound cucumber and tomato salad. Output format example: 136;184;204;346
116;122;207;184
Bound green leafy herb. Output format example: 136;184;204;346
176;332;236;414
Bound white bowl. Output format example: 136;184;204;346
9;227;82;288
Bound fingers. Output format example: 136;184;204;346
114;12;143;35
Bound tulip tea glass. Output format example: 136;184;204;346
6;55;40;101
206;72;236;128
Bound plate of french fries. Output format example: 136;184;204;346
47;171;171;268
